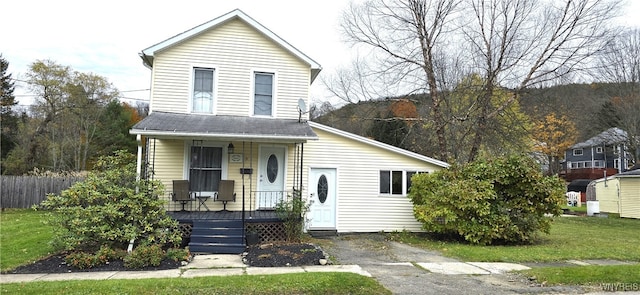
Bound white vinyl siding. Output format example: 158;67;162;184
305;127;444;233
593;178;621;214
146;139;186;211
149;18;310;119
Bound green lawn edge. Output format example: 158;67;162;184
0;272;391;295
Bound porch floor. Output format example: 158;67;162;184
168;210;280;223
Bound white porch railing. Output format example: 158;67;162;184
252;190;292;210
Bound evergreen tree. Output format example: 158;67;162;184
0;54;19;167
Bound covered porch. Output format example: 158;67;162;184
131;112;317;253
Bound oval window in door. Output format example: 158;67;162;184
317;175;328;203
267;154;278;183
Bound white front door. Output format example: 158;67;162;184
257;146;286;209
309;168;336;229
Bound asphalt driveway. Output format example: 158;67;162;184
322;233;598;295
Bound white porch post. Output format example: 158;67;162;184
136;134;143;182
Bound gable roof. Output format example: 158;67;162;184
139;9;322;82
571;127;628;149
309;121;450;168
131;112;318;142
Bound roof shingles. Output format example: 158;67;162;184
131;112;317;141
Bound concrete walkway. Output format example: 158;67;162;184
0;254;536;284
0;254;370;284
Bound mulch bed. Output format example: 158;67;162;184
243;243;327;267
6;253;182;274
6;243;327;274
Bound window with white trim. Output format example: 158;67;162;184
189;146;222;193
253;72;274;116
380;170;428;195
595;146;603;153
192;68;214;113
573;149;583;156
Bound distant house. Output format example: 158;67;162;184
590;169;640;219
129;9;448;253
562;128;634;181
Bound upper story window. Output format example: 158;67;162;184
193;68;214;113
595;146;603;153
253;72;274;116
573;149;583;156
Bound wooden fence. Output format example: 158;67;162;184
1;176;84;208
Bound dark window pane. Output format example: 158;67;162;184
380;171;390;194
189;170;221;192
267;154;278;183
318;175;328;204
190;146;222;192
391;171;403;195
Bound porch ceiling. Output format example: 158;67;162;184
130;112;318;142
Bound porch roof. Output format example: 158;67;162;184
131;112;318;142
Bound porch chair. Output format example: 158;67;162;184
171;180;194;211
216;180;236;212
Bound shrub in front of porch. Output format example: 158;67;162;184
40;150;184;268
275;192;311;243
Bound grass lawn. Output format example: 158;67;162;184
0;209;56;272
389;215;640;286
521;264;640;285
389;216;640;262
0;272;391;295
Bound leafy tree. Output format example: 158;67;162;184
4;60;131;174
0;54;19;167
367;99;418;149
531;112;578;175
408;155;565;245
41;151;181;252
444;74;533;162
332;0;621;162
93;101;139;158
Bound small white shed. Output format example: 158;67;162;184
593;169;640;219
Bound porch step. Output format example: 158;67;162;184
189;220;245;254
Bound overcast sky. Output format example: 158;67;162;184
3;0;640;108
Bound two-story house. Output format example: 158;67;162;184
130;9;448;253
563;127;634;182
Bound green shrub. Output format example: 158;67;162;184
275;191;310;242
40;150;181;252
124;244;164;269
165;247;190;262
408;154;565;245
65;251;100;269
64;245;126;269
